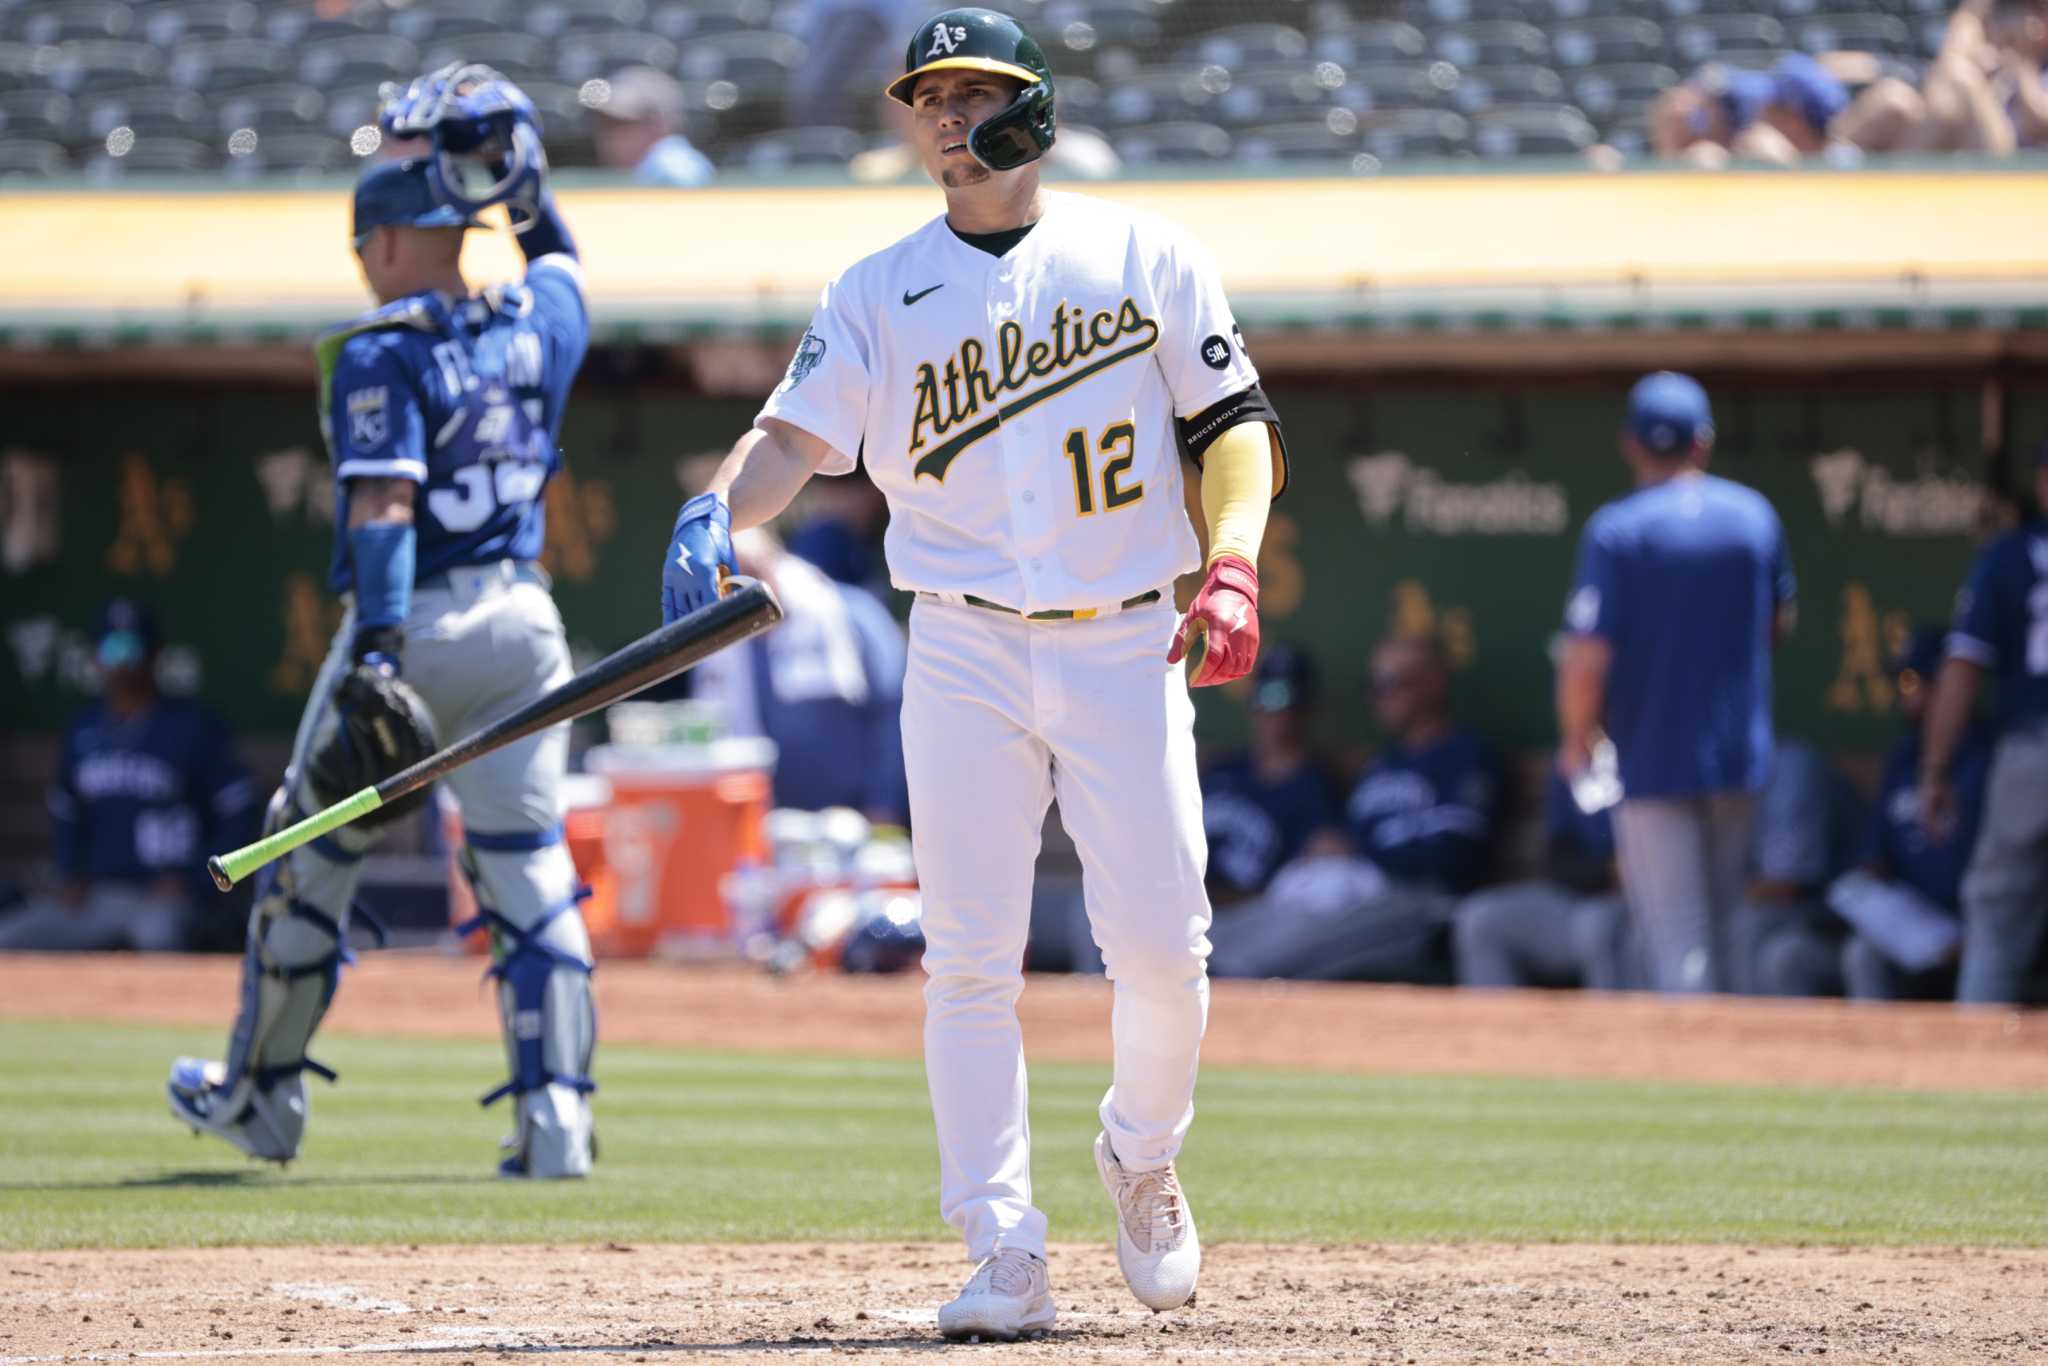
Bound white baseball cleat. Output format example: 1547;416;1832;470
1094;1130;1200;1311
165;1057;304;1164
936;1248;1056;1341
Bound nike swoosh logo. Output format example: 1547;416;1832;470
903;284;944;306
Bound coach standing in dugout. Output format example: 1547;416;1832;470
1555;372;1796;994
1920;444;2048;1004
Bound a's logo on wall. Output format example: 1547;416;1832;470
1808;448;1984;536
927;22;968;56
1346;452;1568;536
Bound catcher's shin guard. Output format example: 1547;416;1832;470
167;791;384;1161
456;834;596;1179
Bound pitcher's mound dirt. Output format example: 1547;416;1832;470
5;1241;2047;1365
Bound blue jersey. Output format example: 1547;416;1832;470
1200;755;1339;896
1862;724;1994;912
320;255;589;593
47;698;260;887
1749;739;1861;889
1948;520;2048;732
1566;472;1793;798
1343;729;1504;896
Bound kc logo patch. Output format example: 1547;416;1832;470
1200;334;1231;370
927;22;967;56
346;385;388;448
781;330;826;391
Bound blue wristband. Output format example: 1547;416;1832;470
349;522;416;634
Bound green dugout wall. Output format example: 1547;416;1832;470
4;366;2034;757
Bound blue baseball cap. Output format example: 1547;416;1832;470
94;596;160;670
1250;644;1317;713
351;157;475;247
1771;54;1849;134
1694;63;1773;135
1626;371;1714;457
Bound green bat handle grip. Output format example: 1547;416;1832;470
208;786;385;891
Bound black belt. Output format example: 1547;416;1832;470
939;588;1163;622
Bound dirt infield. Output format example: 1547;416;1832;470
3;951;2046;1091
5;953;2047;1363
3;1241;2046;1364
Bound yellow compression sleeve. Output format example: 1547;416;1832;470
1199;421;1276;568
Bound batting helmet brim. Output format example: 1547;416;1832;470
885;57;1042;106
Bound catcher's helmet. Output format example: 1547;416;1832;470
885;7;1056;172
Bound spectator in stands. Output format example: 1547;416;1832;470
1727;738;1864;995
587;66;714;188
0;599;257;953
1557;373;1795;995
1652;54;1922;166
1453;770;1631;992
690;527;909;825
1199;645;1340;907
1915;0;2048;153
1762;631;1993;999
1209;633;1505;983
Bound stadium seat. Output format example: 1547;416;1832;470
0;43;53;95
296;35;418;92
1101;65;1225;128
15;1;135;47
136;1;260;46
1358;108;1470;159
0;137;69;177
87;131;212;176
167;37;288;91
556;32;680;85
421;34;552;87
678;31;805;86
1450;63;1566;113
1797;13;1914;57
1569;61;1677;117
1214;63;1346;127
1234;116;1363;162
1047;0;1164;53
224;129;350;178
651;0;773;41
321;87;378;140
1311;19;1427;70
387;0;518;45
526;0;650;41
1412;0;1540;24
1115;119;1233;164
1434;20;1550;69
49;41;165;96
260;13;370;49
212;82;324;138
731;124;864;171
1670;15;1787;65
1550;18;1664;67
1346;61;1460;112
84;83;204;139
1470;104;1595;156
0;89;76;143
1655;0;1766;16
1184;22;1312;71
1545;0;1656;19
1057;73;1105;125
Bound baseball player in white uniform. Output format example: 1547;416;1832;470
660;6;1287;1340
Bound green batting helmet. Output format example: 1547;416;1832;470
885;7;1057;172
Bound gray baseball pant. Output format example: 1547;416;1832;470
1207;886;1452;983
0;884;191;952
1611;793;1755;994
1956;724;2048;1005
1452;883;1636;990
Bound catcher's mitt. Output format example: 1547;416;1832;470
304;663;439;828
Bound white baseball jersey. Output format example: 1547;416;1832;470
758;190;1263;615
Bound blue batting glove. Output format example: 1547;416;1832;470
661;492;735;625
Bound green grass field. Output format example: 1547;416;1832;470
3;1020;2044;1251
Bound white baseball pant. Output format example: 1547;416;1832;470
902;595;1211;1262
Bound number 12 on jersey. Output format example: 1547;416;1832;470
1063;421;1143;517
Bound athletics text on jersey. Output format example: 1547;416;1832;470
758;192;1263;614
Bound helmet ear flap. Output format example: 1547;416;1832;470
968;79;1057;171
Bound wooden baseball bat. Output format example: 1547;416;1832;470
207;577;782;891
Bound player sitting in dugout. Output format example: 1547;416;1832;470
1208;633;1506;985
1198;645;1341;908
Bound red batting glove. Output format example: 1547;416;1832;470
1168;553;1261;687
